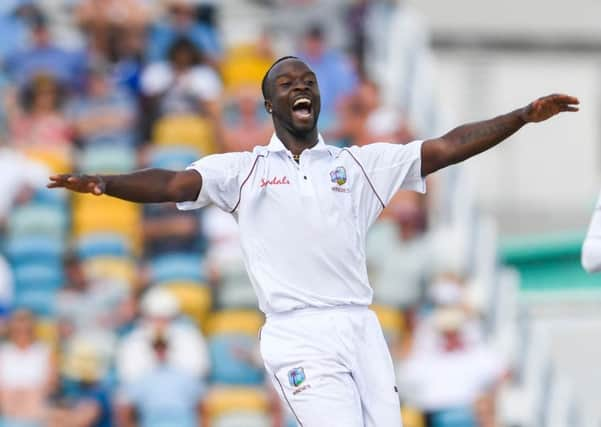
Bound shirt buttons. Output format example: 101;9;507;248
303;176;307;180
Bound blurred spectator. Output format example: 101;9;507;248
367;191;431;308
116;287;210;384
4;13;86;90
0;309;57;424
5;74;72;171
0;256;13;322
0;1;38;63
67;61;138;148
0;141;48;225
117;332;204;427
146;0;221;65
141;36;222;129
142;203;202;257
76;0;153;60
398;304;507;425
56;254;126;351
47;338;112;427
332;79;413;146
223;85;272;152
363;0;441;137
296;23;359;131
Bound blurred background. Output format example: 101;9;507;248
0;0;598;426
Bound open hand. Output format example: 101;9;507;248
47;174;105;195
521;94;579;123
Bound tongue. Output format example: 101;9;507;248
294;107;311;119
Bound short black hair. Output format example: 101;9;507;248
261;56;301;100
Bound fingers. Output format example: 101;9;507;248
547;94;580;105
46;174;72;188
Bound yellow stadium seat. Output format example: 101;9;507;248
162;281;212;330
152;115;217;155
36;319;59;348
82;257;137;288
24;147;72;174
204;386;269;421
221;44;273;90
72;196;141;248
401;406;425;427
371;304;407;344
206;310;264;338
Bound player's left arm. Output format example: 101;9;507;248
420;94;579;176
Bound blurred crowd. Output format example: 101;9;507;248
0;1;508;426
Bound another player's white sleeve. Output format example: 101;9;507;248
582;189;601;273
351;140;425;202
176;152;254;212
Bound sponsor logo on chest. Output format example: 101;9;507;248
260;176;290;188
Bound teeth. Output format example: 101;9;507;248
294;98;311;107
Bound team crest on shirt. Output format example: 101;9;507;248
330;166;350;193
288;367;306;387
330;166;347;186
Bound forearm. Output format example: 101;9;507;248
101;169;190;203
442;108;526;164
582;190;601;273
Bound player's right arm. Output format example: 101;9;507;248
582;190;601;273
47;169;202;203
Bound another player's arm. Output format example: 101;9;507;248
582;191;601;273
421;94;579;176
47;169;202;203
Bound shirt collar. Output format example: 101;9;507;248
266;133;330;154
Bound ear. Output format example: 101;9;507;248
264;100;272;114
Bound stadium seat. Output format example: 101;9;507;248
152;115;217;156
162;281;212;329
76;233;132;260
428;407;477;427
13;262;64;291
221;43;273;90
148;146;200;170
206;310;263;337
81;257;137;288
401;406;425;427
150;253;205;284
8;204;68;238
77;145;137;174
216;259;257;309
204;386;270;427
208;333;264;385
6;235;65;266
371;304;406;346
23;147;71;174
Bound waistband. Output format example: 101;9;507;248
265;304;369;321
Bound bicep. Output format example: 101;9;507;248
168;169;203;202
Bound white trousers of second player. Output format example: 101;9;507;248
259;305;402;427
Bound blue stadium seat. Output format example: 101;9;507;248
5;235;65;266
209;334;264;385
148;146;200;170
76;233;131;260
150;253;205;284
78;145;137;174
13;262;64;291
8;204;68;238
429;407;477;427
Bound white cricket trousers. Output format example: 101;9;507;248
259;305;402;427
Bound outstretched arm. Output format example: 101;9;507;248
47;169;202;203
582;190;601;273
421;94;579;176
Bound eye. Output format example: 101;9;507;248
279;81;291;88
306;79;315;86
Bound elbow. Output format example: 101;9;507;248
581;241;601;273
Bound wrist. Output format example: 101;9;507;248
517;105;530;124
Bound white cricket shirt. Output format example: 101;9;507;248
178;134;425;315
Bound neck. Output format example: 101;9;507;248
273;123;319;156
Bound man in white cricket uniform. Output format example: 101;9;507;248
48;56;579;426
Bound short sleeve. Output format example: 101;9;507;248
176;152;254;213
352;140;425;206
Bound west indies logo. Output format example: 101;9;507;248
330;166;347;186
288;367;306;387
260;176;290;187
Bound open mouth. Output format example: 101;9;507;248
291;97;313;121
